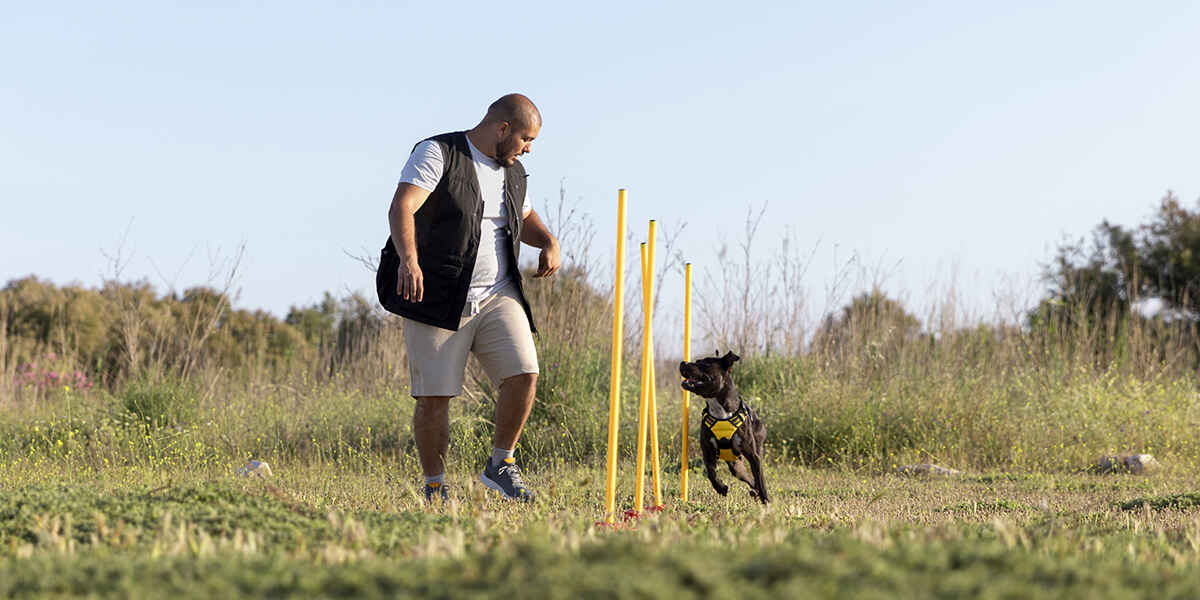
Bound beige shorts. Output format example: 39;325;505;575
402;284;539;397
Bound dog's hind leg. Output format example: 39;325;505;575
727;459;758;497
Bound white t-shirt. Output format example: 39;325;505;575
398;136;531;307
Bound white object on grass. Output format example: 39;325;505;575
1094;453;1161;475
897;463;962;477
236;460;273;478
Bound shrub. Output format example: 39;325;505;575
119;376;199;428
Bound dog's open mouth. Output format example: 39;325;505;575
679;361;715;394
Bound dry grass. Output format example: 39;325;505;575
5;459;1200;597
4;200;1200;595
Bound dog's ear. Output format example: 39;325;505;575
719;351;740;370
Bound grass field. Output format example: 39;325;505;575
5;234;1200;597
2;341;1200;598
5;452;1200;598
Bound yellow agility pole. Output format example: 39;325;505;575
645;225;662;509
681;262;692;502
602;190;627;524
633;242;651;515
649;344;662;507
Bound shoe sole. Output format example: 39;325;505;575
479;473;533;502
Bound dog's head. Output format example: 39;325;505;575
678;351;740;398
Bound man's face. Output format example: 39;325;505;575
495;121;539;166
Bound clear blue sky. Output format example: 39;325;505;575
4;2;1198;331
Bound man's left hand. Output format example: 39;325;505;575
535;240;561;278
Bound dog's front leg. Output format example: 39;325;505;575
705;461;728;496
700;436;728;496
744;449;769;504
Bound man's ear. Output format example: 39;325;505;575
719;351;740;370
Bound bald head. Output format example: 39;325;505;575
482;93;542;130
467;93;542;166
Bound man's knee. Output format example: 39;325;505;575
414;396;451;419
501;372;538;391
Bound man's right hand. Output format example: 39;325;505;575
397;257;423;302
389;182;431;303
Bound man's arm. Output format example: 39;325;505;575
520;209;561;278
388;183;432;301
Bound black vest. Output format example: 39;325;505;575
376;131;536;332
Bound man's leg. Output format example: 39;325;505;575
402;314;471;503
413;396;452;477
493;373;537;452
473;287;539;501
480;373;537;502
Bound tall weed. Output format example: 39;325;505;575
4;197;1200;473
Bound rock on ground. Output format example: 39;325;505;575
897;464;962;477
1093;454;1161;475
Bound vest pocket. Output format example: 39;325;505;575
390;259;462;323
417;260;463;307
376;240;464;324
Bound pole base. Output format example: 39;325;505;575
622;505;666;521
597;505;668;528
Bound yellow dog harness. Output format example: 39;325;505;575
702;402;749;463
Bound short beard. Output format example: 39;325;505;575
494;135;519;166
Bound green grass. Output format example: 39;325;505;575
3;333;1200;597
1120;493;1200;512
4;457;1200;598
6;528;1200;599
8;194;1200;596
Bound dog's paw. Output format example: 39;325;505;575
715;483;729;496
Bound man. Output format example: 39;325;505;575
380;93;560;503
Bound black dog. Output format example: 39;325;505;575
679;351;768;504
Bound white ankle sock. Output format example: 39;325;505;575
490;447;514;466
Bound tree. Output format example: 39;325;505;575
1139;193;1200;317
1033;191;1200;328
285;292;338;348
812;288;922;357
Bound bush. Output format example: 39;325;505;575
119;376;199;428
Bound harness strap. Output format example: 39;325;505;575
702;401;749;463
